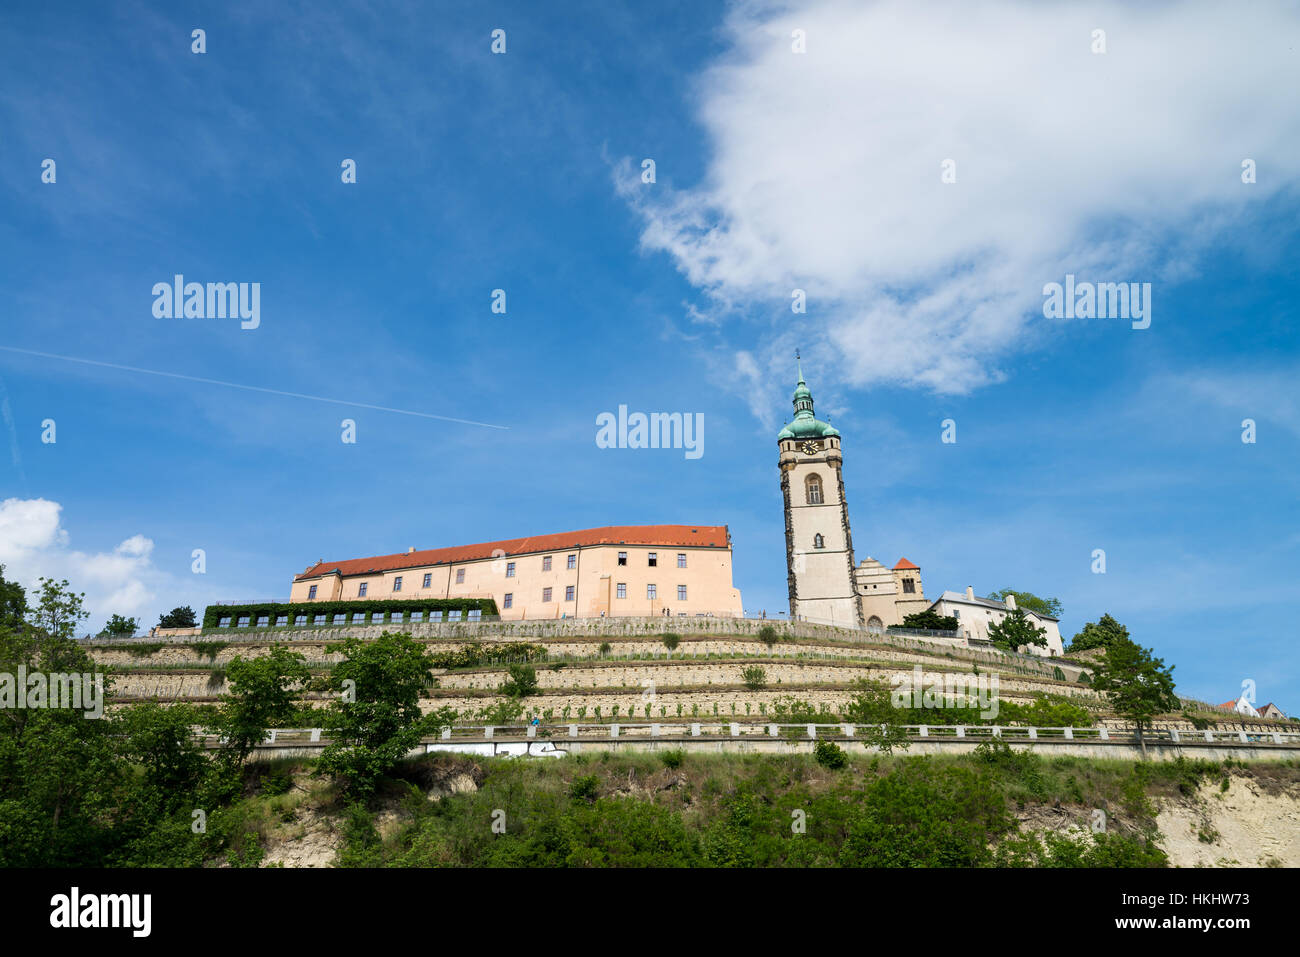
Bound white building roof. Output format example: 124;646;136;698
930;590;1059;622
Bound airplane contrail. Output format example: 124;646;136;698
0;346;509;430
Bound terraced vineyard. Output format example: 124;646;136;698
85;619;1292;735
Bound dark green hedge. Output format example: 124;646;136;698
202;597;498;629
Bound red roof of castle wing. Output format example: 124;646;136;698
893;558;919;570
296;525;731;580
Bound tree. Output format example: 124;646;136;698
987;608;1048;654
841;678;910;753
0;576;121;866
98;614;138;638
661;633;681;652
0;565;28;632
501;663;539;698
987;589;1062;620
900;610;959;631
1068;613;1129;654
158;606;197;629
1091;636;1179;749
212;645;310;765
741;666;767;690
112;703;207;811
317;632;456;795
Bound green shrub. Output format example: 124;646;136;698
757;625;779;648
661;633;681;652
741;666;767;690
501;663;539;698
598;642;612;655
660;749;685;769
569;774;601;803
814;739;848;770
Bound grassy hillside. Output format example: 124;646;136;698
199;749;1300;868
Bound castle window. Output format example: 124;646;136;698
677;553;687;568
503;593;513;609
648;552;658;567
423;573;432;588
806;475;823;505
307;585;317;600
867;616;884;635
542;555;552;572
567;554;576;569
618;552;627;566
617;583;627;599
358;582;368;597
647;584;657;599
902;578;915;594
813;533;825;549
543;587;553;603
677;585;687;601
506;562;515;578
565;585;575;601
456;568;465;584
393;576;402;592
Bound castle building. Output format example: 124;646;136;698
779;364;925;629
289;525;743;621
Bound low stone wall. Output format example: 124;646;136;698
237;735;1300;763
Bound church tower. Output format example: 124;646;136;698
778;361;864;629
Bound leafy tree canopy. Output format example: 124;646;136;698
318;632;456;795
98;614;138;638
1091;636;1179;735
1068;613;1130;654
212;645;310;764
158;606;197;629
987;589;1062;619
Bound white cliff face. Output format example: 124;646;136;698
1156;774;1300;868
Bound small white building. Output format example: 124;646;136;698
929;587;1064;657
1218;695;1260;718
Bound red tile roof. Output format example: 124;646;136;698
893;558;919;570
296;525;731;581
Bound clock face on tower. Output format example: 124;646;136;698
799;440;822;455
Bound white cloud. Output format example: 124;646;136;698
620;0;1300;403
0;498;159;633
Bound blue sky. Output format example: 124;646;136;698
1;0;1297;712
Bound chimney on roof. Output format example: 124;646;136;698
408;546;416;553
966;585;975;600
1005;593;1017;611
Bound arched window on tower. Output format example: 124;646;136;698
867;616;884;635
813;533;825;549
805;474;823;505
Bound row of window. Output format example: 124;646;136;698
307;552;694;597
500;583;689;609
219;608;483;628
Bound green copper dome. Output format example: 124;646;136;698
777;361;840;441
